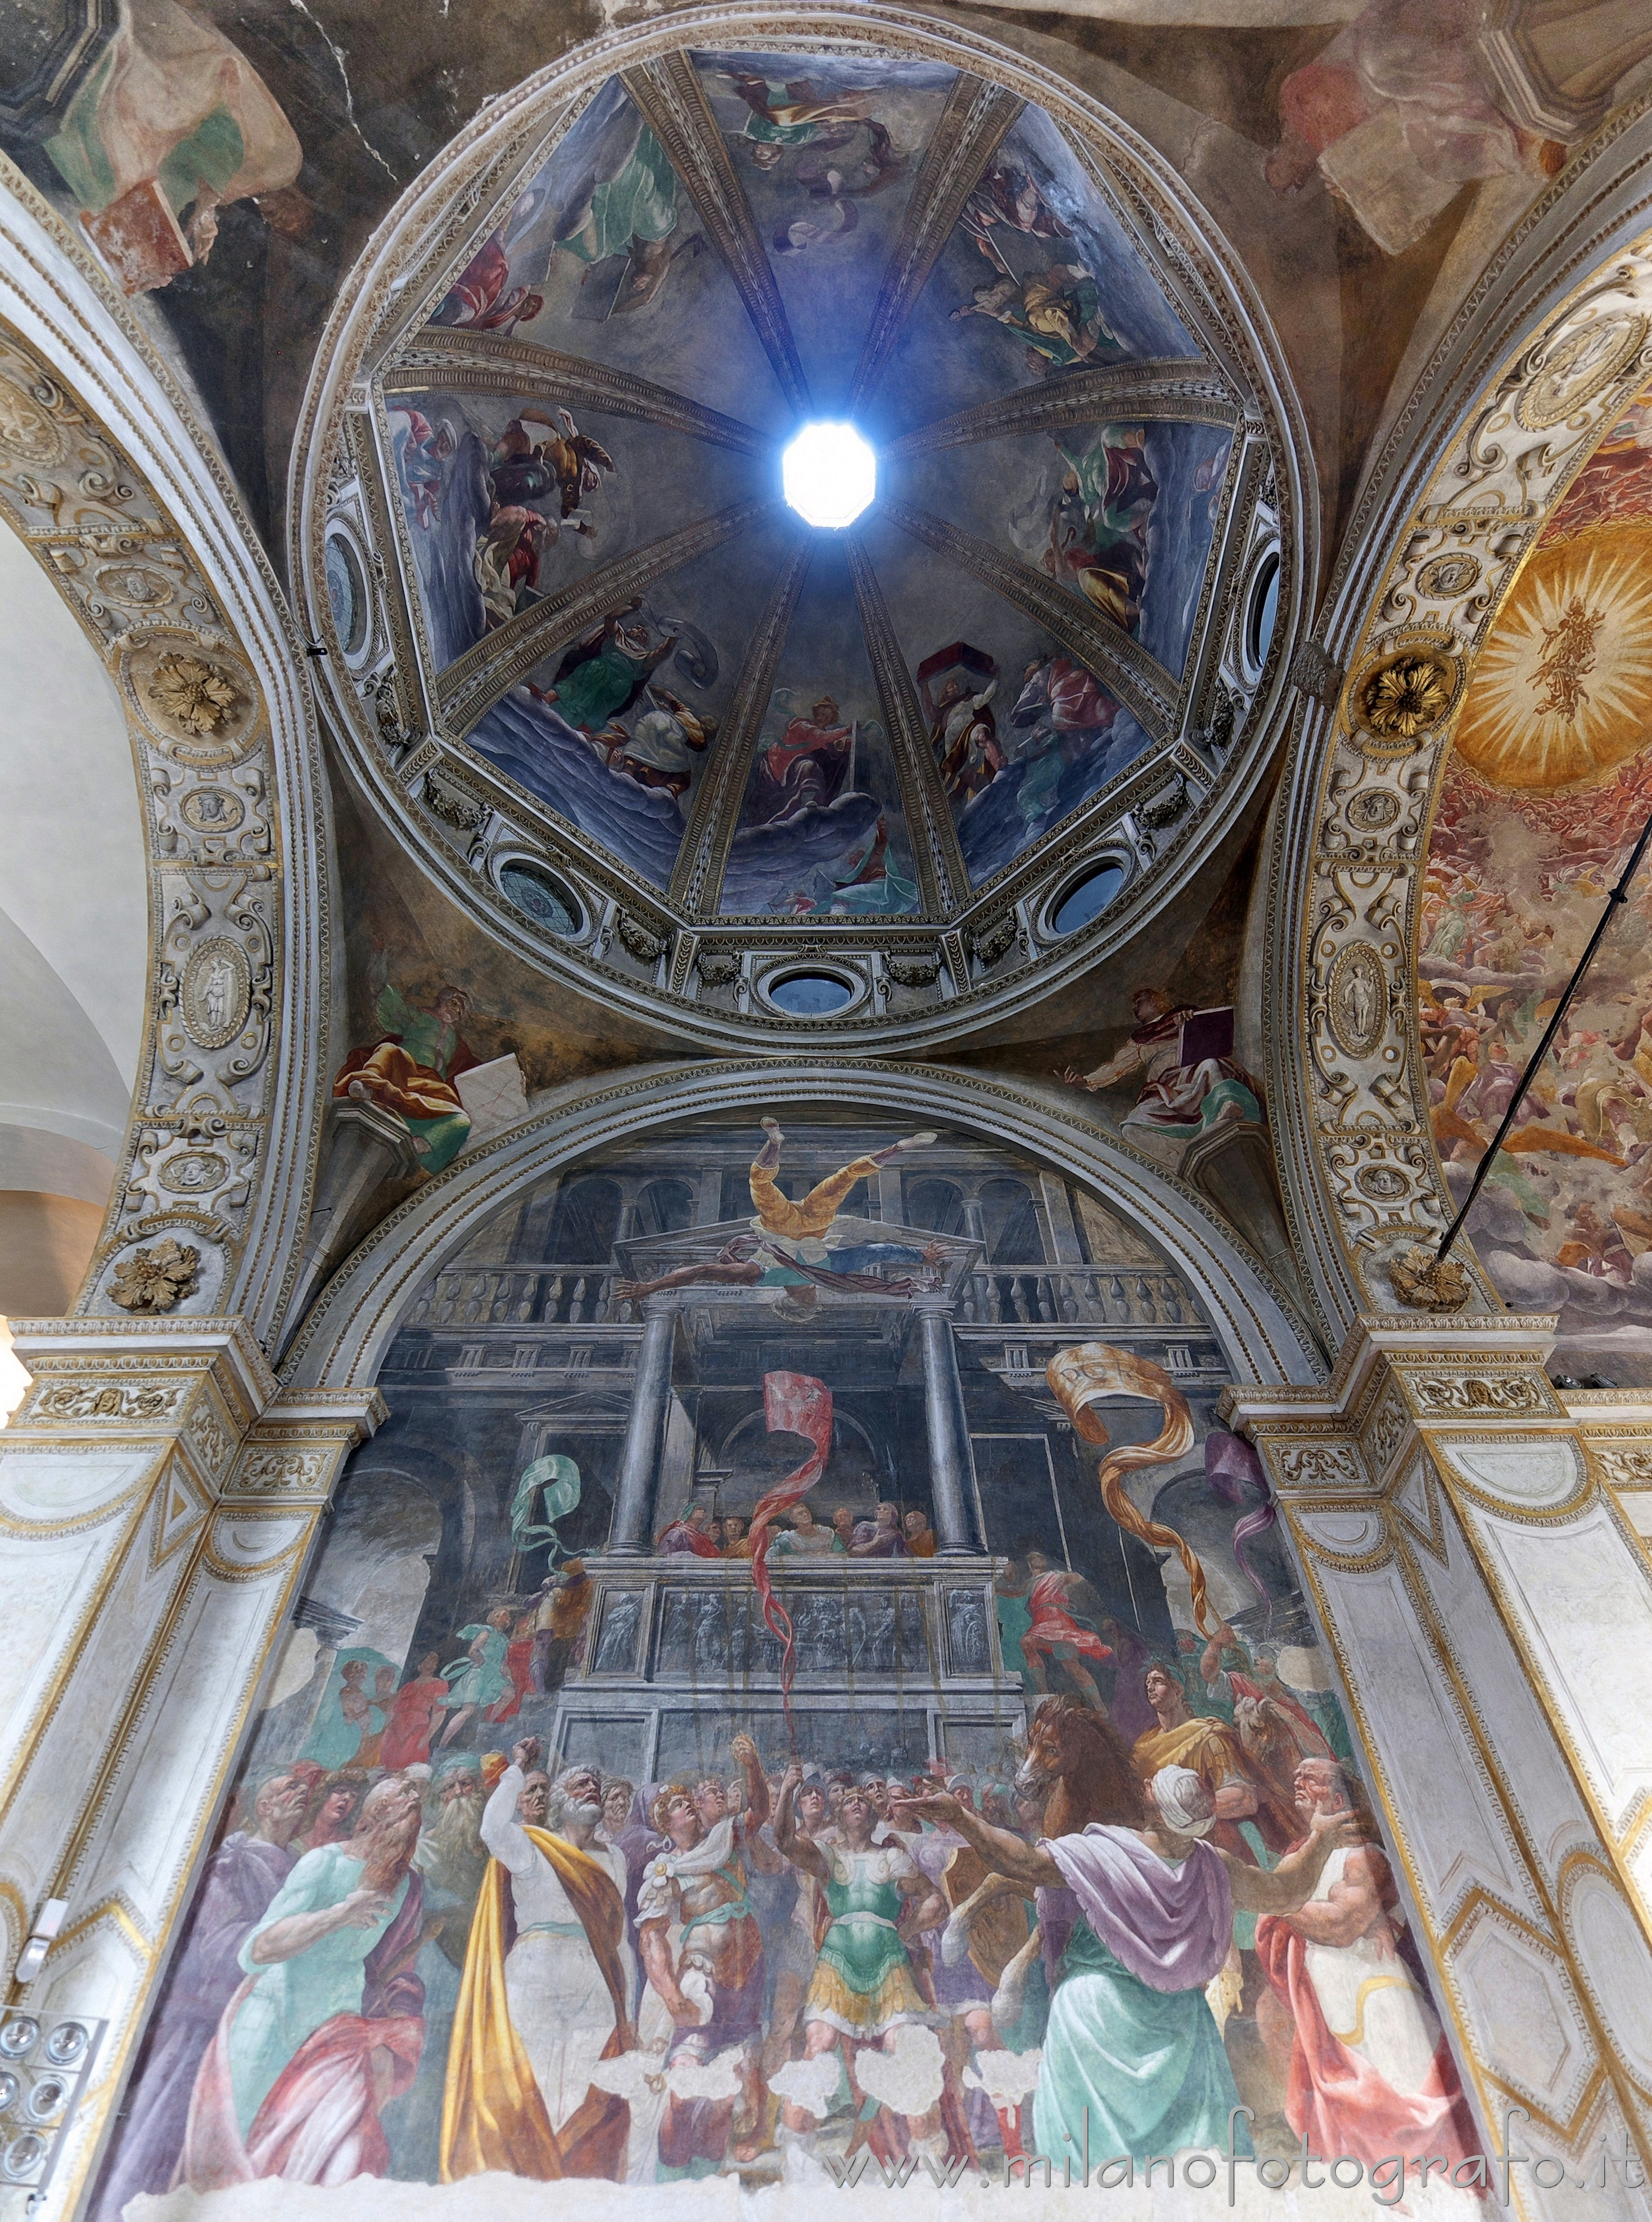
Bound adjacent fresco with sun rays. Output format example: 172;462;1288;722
87;1115;1481;2209
1419;378;1652;1382
360;56;1244;912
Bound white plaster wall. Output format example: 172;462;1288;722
0;516;145;1178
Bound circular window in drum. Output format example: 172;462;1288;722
765;971;856;1016
1050;863;1126;937
499;862;581;938
1245;551;1280;677
324;533;369;660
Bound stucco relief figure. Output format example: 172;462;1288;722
1062;987;1263;1138
1255;1759;1482;2173
616;1119;942;1312
180;1774;426;2189
443;1745;637;2181
333;947;480;1173
1264;0;1567;255
46;0;304;295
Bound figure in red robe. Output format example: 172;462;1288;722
1254;1759;1482;2175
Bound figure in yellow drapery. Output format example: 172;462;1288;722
441;1806;633;2182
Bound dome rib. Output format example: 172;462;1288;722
621;53;811;415
884;358;1240;458
849;73;1022;412
845;533;967;916
670;540;814;916
882;497;1179;743
436;496;775;737
390;329;771;454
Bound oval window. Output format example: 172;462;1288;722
1051;863;1126;937
1245;551;1280;676
766;971;855;1016
324;533;368;659
499;862;580;938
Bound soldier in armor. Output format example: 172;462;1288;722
635;1736;777;2174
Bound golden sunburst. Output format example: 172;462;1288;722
1453;520;1652;791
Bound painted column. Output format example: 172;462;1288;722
610;1296;677;1555
0;1315;384;2222
1226;1315;1652;2213
916;1300;983;1555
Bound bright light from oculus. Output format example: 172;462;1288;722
783;421;876;529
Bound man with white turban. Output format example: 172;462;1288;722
901;1763;1358;2165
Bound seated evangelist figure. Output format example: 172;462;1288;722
900;1764;1358;2164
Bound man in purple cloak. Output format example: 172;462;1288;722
90;1769;310;2218
904;1764;1357;2165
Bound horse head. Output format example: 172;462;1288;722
1015;1694;1146;1833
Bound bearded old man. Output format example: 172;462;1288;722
904;1765;1357;2165
180;1773;427;2188
89;1770;309;2219
1255;1759;1481;2174
443;1741;635;2182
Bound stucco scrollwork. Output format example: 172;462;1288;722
1278;232;1652;1320
29;1379;186;1421
1405;1372;1549;1416
0;293;306;1330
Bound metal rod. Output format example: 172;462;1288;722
1436;799;1652;1262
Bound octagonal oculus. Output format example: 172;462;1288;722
783;422;876;529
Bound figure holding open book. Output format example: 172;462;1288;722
1062;986;1262;1139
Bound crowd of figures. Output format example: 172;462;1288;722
94;1640;1485;2207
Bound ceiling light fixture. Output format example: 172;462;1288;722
782;421;877;529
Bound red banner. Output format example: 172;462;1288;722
748;1371;833;1713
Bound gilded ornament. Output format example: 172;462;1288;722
179;786;246;835
110;1239;201;1314
1346;788;1400;832
1415;553;1481;600
121;634;259;766
1388;1244;1471;1311
147;652;238;734
179;936;252;1049
1326;943;1387;1058
1516;312;1649;430
1358;653;1454;742
0;372;64;464
1355;1162;1410;1202
158;1149;229;1195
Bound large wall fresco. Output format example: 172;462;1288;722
91;1117;1479;2209
1420;379;1652;1381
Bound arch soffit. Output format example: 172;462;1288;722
1258;105;1652;1333
0;173;332;1344
281;1059;1322;1394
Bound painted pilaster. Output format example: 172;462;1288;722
0;1317;384;2222
1226;1315;1652;2215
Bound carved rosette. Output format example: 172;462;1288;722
1292;247;1652;1309
0;321;284;1312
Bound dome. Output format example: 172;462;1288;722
301;17;1297;1049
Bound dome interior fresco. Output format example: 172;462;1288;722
1420;374;1652;1381
304;35;1274;1049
